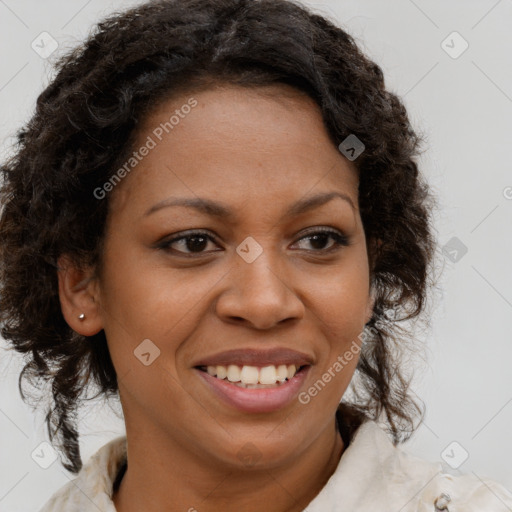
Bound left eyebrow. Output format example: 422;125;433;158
144;191;356;219
284;191;356;217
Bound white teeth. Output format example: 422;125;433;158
204;364;301;385
216;365;227;380
240;365;259;384
227;364;241;383
259;365;277;384
276;364;288;382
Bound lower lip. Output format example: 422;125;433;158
195;366;311;413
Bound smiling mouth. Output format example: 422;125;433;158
196;364;309;388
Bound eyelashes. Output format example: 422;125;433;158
156;227;349;258
293;229;349;253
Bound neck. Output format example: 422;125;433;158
113;420;345;512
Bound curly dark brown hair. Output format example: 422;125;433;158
0;0;439;473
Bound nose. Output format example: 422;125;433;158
215;250;305;330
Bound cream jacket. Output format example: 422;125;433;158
39;420;512;511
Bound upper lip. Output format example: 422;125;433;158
193;348;314;368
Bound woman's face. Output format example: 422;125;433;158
91;84;374;468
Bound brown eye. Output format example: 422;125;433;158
157;231;220;256
293;229;349;253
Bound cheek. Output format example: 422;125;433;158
310;261;370;333
307;258;369;396
98;251;224;371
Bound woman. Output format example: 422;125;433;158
0;0;510;510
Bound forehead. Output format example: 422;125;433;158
109;84;359;219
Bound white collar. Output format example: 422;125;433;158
40;420;512;511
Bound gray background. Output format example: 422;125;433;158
0;1;511;510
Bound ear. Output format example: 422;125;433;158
57;254;104;336
366;236;383;275
364;236;380;325
364;289;375;325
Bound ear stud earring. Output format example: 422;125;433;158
78;313;86;320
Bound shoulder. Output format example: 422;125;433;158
307;420;512;511
387;428;512;511
38;435;126;512
361;421;512;511
422;471;512;511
